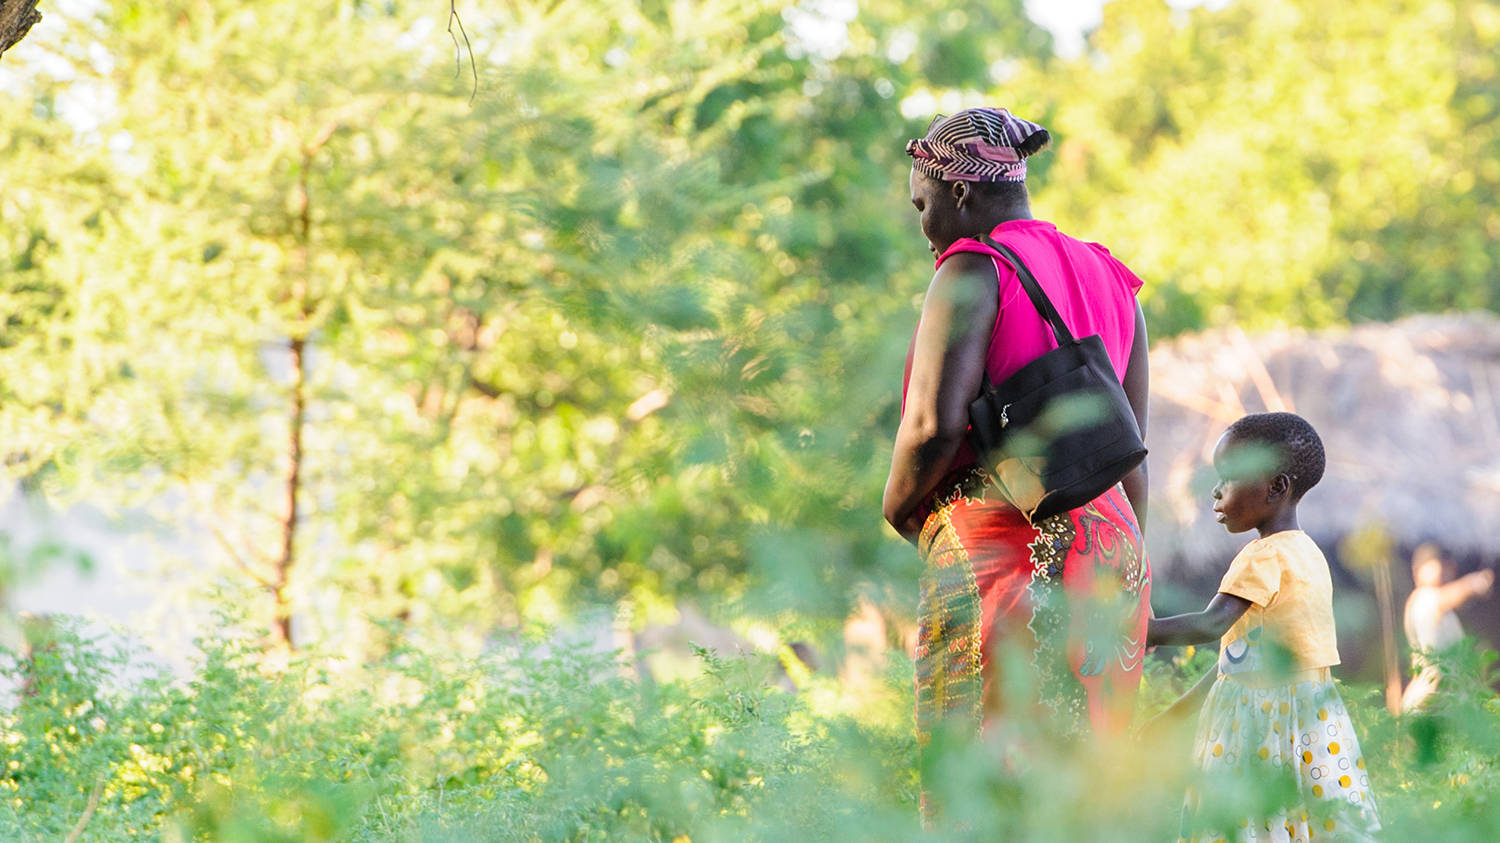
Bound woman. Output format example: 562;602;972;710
881;108;1152;770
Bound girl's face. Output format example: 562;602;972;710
1210;432;1281;534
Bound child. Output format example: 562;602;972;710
1401;542;1493;711
1148;412;1380;842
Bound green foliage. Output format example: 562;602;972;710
3;2;1500;834
4;0;1498;650
5;625;1500;840
0;621;918;841
0;0;1059;645
1032;0;1500;332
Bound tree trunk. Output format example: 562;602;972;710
0;0;41;61
270;151;318;650
1372;557;1403;715
272;333;306;649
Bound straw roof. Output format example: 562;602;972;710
1145;312;1500;573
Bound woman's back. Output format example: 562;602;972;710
935;218;1142;385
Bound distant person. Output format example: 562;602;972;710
881;107;1151;816
15;611;56;699
1148;413;1381;841
1400;542;1493;712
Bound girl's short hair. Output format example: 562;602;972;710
1225;412;1326;499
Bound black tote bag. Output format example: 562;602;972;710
967;235;1146;523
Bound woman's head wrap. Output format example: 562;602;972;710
905;108;1049;183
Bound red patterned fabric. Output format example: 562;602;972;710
915;468;1151;817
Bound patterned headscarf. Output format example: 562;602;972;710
905;108;1049;183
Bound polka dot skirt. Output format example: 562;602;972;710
1177;675;1381;842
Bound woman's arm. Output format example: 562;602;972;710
882;252;998;542
1120;300;1149;533
1147;592;1253;647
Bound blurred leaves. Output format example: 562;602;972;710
3;625;1500;840
1;0;1498;653
2;1;1499;838
1033;0;1500;333
0;0;1061;647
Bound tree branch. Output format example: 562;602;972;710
0;0;41;61
447;0;477;103
208;520;275;592
63;775;106;843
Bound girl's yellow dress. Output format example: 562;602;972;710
1179;530;1380;843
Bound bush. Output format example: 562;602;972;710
0;621;918;841
3;620;1499;841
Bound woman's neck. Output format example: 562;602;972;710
957;203;1035;241
980;205;1034;229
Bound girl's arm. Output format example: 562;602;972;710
1147;593;1252;647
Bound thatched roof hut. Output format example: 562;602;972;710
1146;312;1500;575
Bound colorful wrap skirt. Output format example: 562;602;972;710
1178;673;1381;842
915;466;1152;748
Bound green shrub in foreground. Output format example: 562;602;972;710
0;622;919;841
2;620;1499;841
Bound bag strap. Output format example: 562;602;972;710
976;234;1076;346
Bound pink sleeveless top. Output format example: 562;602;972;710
902;219;1143;476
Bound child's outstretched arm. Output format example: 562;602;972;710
1436;568;1494;614
1147;592;1252;647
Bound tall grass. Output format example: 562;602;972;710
2;618;1496;841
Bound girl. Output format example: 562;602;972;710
1149;412;1380;842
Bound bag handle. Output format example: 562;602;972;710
977;234;1076;346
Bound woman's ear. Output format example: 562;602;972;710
950;179;971;210
1267;473;1291;501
